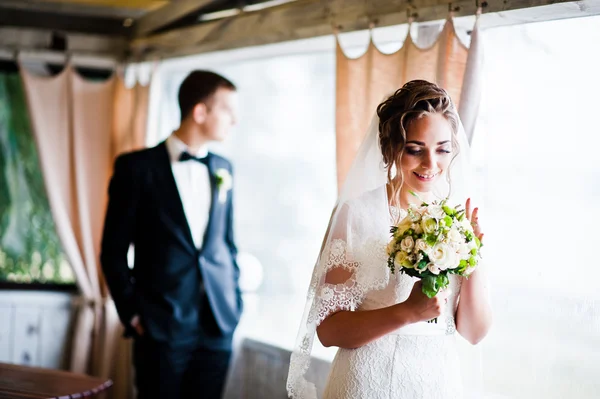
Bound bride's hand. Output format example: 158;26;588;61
466;198;484;242
403;281;451;323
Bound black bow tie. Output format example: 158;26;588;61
179;151;209;166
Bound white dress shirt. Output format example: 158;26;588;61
165;134;212;249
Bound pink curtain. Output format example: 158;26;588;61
20;64;150;398
335;17;482;190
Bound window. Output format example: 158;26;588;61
472;15;600;398
0;65;74;285
150;39;339;298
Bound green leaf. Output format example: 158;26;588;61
442;205;455;216
387;255;396;274
436;273;450;290
422;275;438;298
416;259;428;271
465;230;474;242
425;234;437;247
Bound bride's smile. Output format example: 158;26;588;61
401;113;454;196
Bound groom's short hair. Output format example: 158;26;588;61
178;70;236;122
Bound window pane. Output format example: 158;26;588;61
152;48;337;295
473;15;600;398
0;70;74;284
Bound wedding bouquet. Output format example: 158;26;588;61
386;195;482;300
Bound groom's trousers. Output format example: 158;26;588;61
133;335;232;399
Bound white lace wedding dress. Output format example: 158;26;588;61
319;208;465;399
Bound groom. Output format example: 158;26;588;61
101;70;243;399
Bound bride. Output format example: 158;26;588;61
287;80;492;398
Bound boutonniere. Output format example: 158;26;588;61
215;168;232;203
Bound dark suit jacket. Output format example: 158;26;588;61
100;142;243;349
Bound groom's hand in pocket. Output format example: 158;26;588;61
130;315;145;336
404;282;451;323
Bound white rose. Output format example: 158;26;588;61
460;217;473;232
215;168;233;203
421;216;438;234
428;205;446;220
447;227;462;244
444;250;458;270
400;236;415;252
429;243;455;270
458;243;471;260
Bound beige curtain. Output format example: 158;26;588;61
112;75;150;157
336;17;482;190
20;65;111;375
105;75;151;399
20;65;150;399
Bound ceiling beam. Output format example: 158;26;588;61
130;0;600;60
132;0;214;38
0;0;153;18
44;0;167;9
0;27;128;59
0;6;131;36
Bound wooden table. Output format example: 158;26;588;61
0;363;112;398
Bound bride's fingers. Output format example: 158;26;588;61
465;198;472;220
471;207;479;221
470;207;483;236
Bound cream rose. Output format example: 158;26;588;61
427;262;441;275
421;216;438;234
400;236;415;253
415;239;428;254
411;223;424;235
386;240;396;256
395;217;413;237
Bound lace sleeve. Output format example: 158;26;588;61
307;239;363;326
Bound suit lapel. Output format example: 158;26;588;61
154;142;196;252
201;154;219;249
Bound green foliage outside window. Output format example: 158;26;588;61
0;71;74;284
